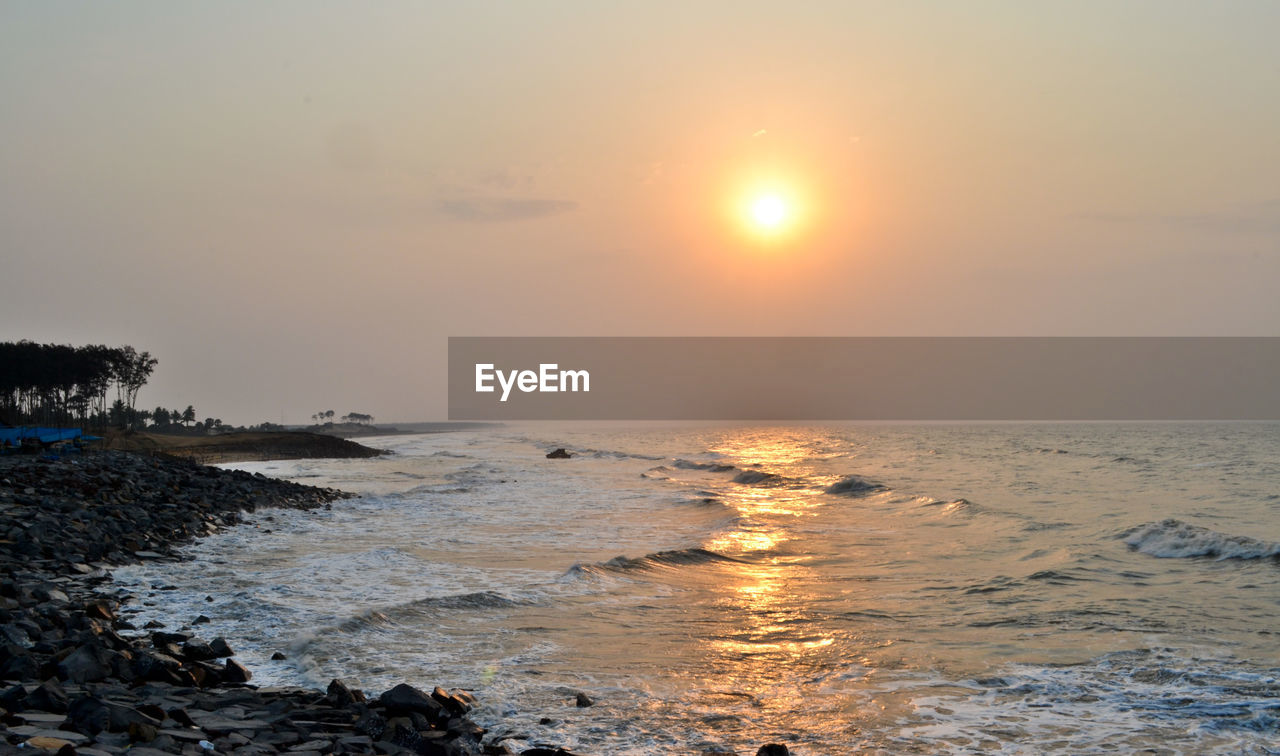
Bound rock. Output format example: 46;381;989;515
57;642;113;683
182;638;218;661
380;683;445;719
0;622;33;647
208;637;234;657
573;692;593;708
354;708;386;739
67;696;110;735
223;658;252;683
23;735;76;751
129;720;159;743
756;746;790;756
432;686;472;716
25;679;70;713
545;448;571;459
326;678;363;707
152;630;191;647
84;601;115;622
270;651;287;660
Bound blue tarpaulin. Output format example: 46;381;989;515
0;427;83;445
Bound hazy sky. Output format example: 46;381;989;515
2;2;1278;424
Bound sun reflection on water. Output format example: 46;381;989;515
695;429;852;733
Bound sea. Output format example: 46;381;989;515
113;422;1280;754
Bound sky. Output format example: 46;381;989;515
2;2;1278;424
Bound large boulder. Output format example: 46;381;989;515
380;683;445;719
57;643;113;683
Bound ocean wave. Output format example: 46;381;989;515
566;547;748;578
394;483;474;497
686;496;725;507
918;497;977;514
671;459;736;472
730;469;801;486
1124;519;1280;560
824;475;887;496
898;648;1280;752
332;591;529;633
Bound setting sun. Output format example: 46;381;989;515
751;194;788;230
732;182;806;243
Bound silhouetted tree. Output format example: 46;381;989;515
0;341;155;427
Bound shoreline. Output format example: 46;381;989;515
96;431;388;465
0;451;573;756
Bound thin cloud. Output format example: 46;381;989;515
437;197;578;222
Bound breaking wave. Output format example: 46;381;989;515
566;548;749;578
824;475;887;496
1124;519;1280;560
671;459;736;472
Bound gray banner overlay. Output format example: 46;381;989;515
448;337;1280;420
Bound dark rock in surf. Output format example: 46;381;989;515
208;636;233;657
181;638;217;661
546;448;572;459
381;683;445;719
432;685;472;716
327;678;364;707
223;657;252;683
574;692;594;708
757;745;790;756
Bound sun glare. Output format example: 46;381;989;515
751;194;788;229
732;182;805;243
722;168;815;246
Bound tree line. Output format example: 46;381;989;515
2;340;369;434
0;341;156;428
309;410;375;426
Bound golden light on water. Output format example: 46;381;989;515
703;430;840;677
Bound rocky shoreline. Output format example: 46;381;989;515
0;452;575;756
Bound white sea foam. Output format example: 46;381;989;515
1125;518;1280;560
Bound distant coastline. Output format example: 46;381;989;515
99;430;387;464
